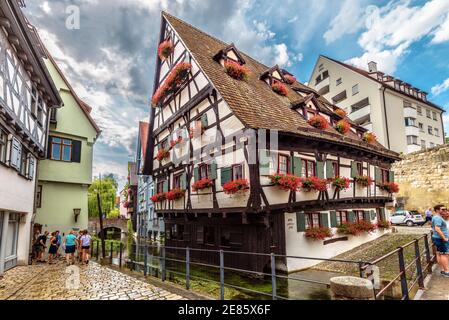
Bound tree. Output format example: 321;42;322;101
88;175;118;218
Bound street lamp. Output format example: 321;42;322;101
73;208;81;223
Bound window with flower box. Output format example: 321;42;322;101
277;154;290;174
301;159;316;178
232;164;244;180
199;163;209;180
305;213;322;229
336;211;348;225
381;169;390;183
156;180;165;194
173;173;183;189
355;210;365;222
356;162;363;176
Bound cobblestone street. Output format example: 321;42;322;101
0;261;187;300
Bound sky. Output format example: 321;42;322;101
24;0;449;191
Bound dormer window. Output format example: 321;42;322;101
213;43;246;66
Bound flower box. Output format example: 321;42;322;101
354;175;373;187
170;136;183;148
269;174;301;192
284;74;296;85
151;62;192;107
192;178;214;192
331;177;351;191
158;40;174;61
362;132;377;144
335;119;351;135
301;177;328;192
156;148;170;162
224;60;249;81
272;82;288;96
378;182;399;193
223;179;250;195
335;108;347;118
308;114;329;130
151;193;166;203
337;221;376;235
377;220;391;229
166;189;186;201
305;226;333;240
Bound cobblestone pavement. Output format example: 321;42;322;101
0;261;187;300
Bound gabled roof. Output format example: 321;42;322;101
162;12;398;159
139;121;149;157
319;55;445;112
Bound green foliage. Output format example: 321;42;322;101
107;208;120;219
88;175;118;218
127;219;135;261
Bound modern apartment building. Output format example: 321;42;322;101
309;55;446;154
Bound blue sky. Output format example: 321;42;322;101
24;0;449;191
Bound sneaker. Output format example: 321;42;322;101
441;272;449;278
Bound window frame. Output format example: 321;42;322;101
331;161;339;177
50;137;73;162
198;163;209;180
173;172;183;189
352;84;359;96
156;180;165;194
356;162;363;176
304;213;322;229
277;154;290;175
336;211;348;225
428;126;433;135
36;185;42;208
0;127;7;164
232;163;244;180
301;159;316;178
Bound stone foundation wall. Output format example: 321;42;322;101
392;144;449;211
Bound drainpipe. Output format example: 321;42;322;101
381;86;391;149
439;112;446;145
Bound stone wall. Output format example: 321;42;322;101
392;144;449;211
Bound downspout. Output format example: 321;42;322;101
440;112;446;144
381;86;391;149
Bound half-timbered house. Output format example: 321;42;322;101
0;1;62;274
143;12;400;272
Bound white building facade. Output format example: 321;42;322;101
309;56;446;154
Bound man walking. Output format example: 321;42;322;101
431;205;449;276
425;207;433;225
35;231;49;263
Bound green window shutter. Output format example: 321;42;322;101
370;210;376;220
380;208;386;221
193;167;199;182
351;161;358;178
320;212;329;228
292;157;302;176
209;162;218;180
326;160;335;179
363;210;371;222
348;210;355;223
180;172;187;190
201;113;209;128
259;151;271;175
221;167;232;185
316;161;325;178
163;180;169;193
296;212;306;232
389;171;395;182
330;211;338;227
375;168;381;184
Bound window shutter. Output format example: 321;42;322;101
347;210;355;223
209;162;217;180
330;211;338;227
380;208;386;222
350;161;358;178
296;212;306;232
201;113;209;128
180;172;187;190
193;167;199;182
389;171;395;182
326;160;335;179
10;137;21;171
375;168;381;184
259;150;271;176
71;140;82;163
370;210;376;220
316;161;325;178
47;136;53;159
363;210;371;222
163;180;169;193
221;167;232;185
27;154;35;180
320;212;329;228
292;157;302;176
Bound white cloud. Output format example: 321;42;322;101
431;78;449;96
432;12;449;44
39;1;51;14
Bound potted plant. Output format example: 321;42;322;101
337;222;360;236
156;148;170;162
165;189;186;201
170;136;183;148
362;132;377;144
378;182;400;193
158;40;174;61
335;108;347;118
331;177;351;191
224;60;249;81
307;114;329;130
284;74;296;85
269;174;302;192
301;176;328;192
354;220;377;233
272;81;288;96
335;119;351;135
354;175;373;187
192;178;214;192
151;192;166;203
151;62;192;106
377;220;391;229
223;179;250;195
305;226;333;240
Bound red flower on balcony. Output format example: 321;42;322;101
305;226;332;240
151;62;192;107
123;201;130;209
224;60;249;81
272;81;288;96
165;189;186;201
223;179;250;195
331;177;351;191
362;132;377;144
354;175;373;188
378;182;400;193
156;148;170;162
151;193;166;203
192;178;214;192
301;177;328;192
284;74;296;85
158;40;174;61
269;174;301;192
335;108;347;118
170;136;183;148
335;119;351;135
308;114;329;130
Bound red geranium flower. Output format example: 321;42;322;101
269;174;302;192
192;178;214;192
151;62;192;107
272;81;288;96
354;175;373;187
305;226;332;240
335;119;351;135
158;40;174;60
378;182;400;193
331;177;351;191
284;74;296;85
151;193;166;203
335;108;347;118
156;148;170;162
165;189;186;201
308;114;329;130
224;60;249;81
363;132;377;144
223;179;250;195
301;176;328;192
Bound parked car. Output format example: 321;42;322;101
390;210;425;227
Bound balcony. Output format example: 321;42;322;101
405;125;420;136
407;144;421;154
315;76;330;95
349;104;371;123
403;107;417;118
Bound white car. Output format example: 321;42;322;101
390;210;425;227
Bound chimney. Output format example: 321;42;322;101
368;61;377;73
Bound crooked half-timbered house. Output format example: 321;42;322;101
0;1;62;274
143;12;400;272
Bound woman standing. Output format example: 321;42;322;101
65;230;77;266
80;230;92;264
48;232;58;264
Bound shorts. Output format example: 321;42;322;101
35;246;44;253
82;246;90;250
432;238;449;255
49;246;58;254
65;245;76;254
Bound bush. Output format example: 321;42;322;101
308;114;329;130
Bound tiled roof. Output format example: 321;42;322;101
162;12;398;159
